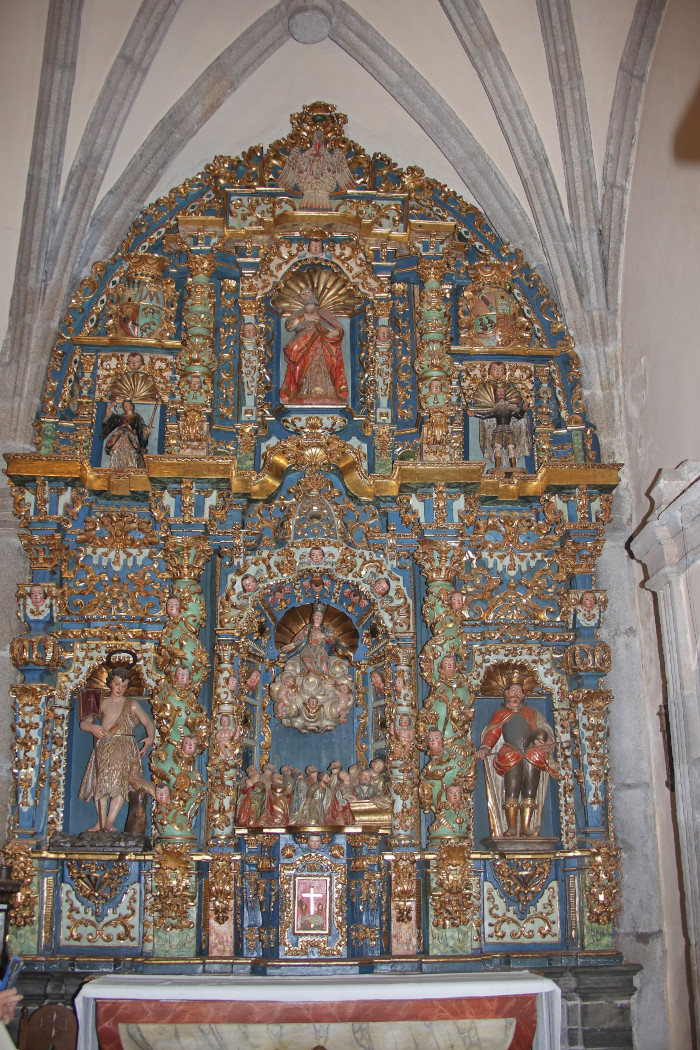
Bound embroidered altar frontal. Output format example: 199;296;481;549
4;103;620;974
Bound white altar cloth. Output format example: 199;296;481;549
75;970;561;1050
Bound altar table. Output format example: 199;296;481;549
75;971;561;1050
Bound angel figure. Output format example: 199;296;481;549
465;360;531;469
23;583;53;633
389;713;415;761
109;352;159;403
573;590;603;629
278;128;356;210
214;713;241;762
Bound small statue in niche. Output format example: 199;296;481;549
269;602;355;733
100;398;151;469
465;361;530;470
78;666;155;832
476;680;560;838
208;693;242;838
280;285;348;405
422;377;452;452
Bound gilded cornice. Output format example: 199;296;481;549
5;452;620;503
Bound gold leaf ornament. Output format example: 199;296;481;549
270;267;363;318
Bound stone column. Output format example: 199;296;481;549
630;461;700;1035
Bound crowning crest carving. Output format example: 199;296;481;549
4;102;621;971
278;127;357;210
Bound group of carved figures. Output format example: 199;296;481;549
76;663;390;834
414;677;560;840
76;665;560;842
234;758;389;828
98;348;533;472
72;564;569;843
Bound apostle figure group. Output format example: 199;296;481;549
234;758;389;828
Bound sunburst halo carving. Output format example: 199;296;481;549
479;661;539;697
270;267;363;318
274;603;359;656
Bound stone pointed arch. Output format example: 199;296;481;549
2;2;291;441
330;0;554;294
436;0;589;350
602;0;667;314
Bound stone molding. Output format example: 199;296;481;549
631;461;700;586
631;459;700;1039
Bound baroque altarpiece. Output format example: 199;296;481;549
4;104;620;971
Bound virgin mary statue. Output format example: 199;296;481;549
269;603;356;733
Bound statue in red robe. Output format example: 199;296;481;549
280;287;348;404
476;682;560;837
